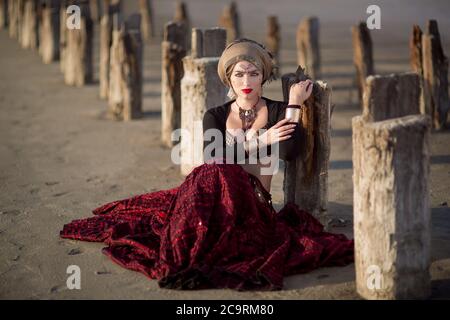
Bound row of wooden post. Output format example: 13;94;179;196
352;19;449;130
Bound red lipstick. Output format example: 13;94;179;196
242;88;253;94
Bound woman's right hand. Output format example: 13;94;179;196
258;118;296;146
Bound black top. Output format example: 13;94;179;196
202;96;302;163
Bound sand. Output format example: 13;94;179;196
0;0;449;299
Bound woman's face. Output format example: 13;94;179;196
229;61;263;100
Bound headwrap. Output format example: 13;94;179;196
217;38;277;88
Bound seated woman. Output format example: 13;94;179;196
59;38;354;291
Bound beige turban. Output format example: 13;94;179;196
217;38;277;88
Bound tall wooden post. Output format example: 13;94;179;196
218;1;240;45
39;0;60;63
108;13;143;121
281;66;331;226
20;0;39;49
0;0;8;29
296;16;320;80
139;0;154;41
161;21;188;147
421;20;449;129
266;15;280;78
352;21;374;105
64;1;93;86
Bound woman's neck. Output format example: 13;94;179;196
235;96;261;110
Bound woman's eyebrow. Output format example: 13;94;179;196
234;69;259;73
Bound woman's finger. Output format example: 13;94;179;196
274;118;290;128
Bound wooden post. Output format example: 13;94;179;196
296;16;320;80
266;15;280;78
0;0;7;29
89;0;100;22
64;1;93;86
8;0;22;39
161;21;188;147
99;0;121;99
281;66;331;226
139;0;154;41
218;1;240;45
180;27;227;176
421;20;449;130
352;114;431;299
108;13;143;121
410;25;425;116
362;73;420;122
59;0;67;72
39;0;60;63
20;0;39;49
352;21;374;104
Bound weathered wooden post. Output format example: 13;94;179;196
89;0;100;22
296;16;320;80
139;0;154;41
421;20;449;129
179;27;227;176
63;0;93;86
362;73;421;122
8;0;22;39
266;15;280;78
353;70;431;299
352;21;374;104
39;0;60;63
0;0;8;29
20;0;39;49
218;1;240;45
59;0;67;72
352;114;431;299
99;0;121;99
161;21;188;147
108;13;143;120
281;67;331;226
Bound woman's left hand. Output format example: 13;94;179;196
288;79;313;105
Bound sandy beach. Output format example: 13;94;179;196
0;0;449;299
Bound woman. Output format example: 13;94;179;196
60;39;354;291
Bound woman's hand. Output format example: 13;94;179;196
288;79;313;105
258;118;296;146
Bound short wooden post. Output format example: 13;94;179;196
108;13;143;121
352;114;431;299
266;15;280;78
139;0;154;41
362;73;420;122
218;1;240;45
161;21;188;147
281;66;331;226
421;20;449;130
39;0;60;64
352;21;374;104
180;27;227;176
64;1;94;86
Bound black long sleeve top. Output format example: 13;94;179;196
202;96;302;163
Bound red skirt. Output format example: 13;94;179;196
60;161;354;291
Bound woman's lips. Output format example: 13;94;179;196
242;89;253;94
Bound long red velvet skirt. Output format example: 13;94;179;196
60;161;354;291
